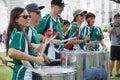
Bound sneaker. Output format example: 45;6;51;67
115;74;120;77
110;74;113;78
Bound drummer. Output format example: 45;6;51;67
36;0;64;60
25;3;50;62
81;12;106;51
6;7;44;80
65;9;90;50
61;19;70;39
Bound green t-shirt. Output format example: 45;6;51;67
68;23;85;50
26;25;41;44
36;14;63;59
81;26;104;50
9;29;35;80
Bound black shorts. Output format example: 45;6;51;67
110;46;120;60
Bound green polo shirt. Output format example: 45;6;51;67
25;26;43;80
36;14;63;59
81;26;104;50
68;23;85;50
9;29;36;80
26;25;41;44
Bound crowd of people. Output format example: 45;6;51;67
0;0;120;80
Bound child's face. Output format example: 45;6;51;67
114;16;120;20
62;24;70;32
89;17;95;26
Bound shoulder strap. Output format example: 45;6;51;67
28;27;32;42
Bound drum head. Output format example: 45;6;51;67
31;67;75;75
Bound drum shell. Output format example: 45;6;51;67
31;66;76;80
61;51;109;80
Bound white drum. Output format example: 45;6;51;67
31;66;76;80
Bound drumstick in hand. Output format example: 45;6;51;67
61;35;80;43
47;32;60;44
40;30;52;57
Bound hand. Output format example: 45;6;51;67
43;54;51;63
1;57;7;65
114;19;120;27
118;41;120;45
52;39;61;45
84;35;90;43
102;45;107;51
35;56;44;66
34;44;43;54
86;43;93;50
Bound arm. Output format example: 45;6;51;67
8;48;43;65
38;34;46;43
67;39;84;44
108;27;116;34
100;40;106;47
108;21;119;34
31;43;43;54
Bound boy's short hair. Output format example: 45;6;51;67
114;13;120;18
86;12;96;20
63;20;70;25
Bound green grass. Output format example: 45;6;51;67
0;52;13;80
0;66;13;80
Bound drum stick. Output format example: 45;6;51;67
40;39;47;56
61;35;80;43
7;60;14;64
69;29;79;38
54;48;60;53
61;37;76;43
47;32;60;44
40;30;52;57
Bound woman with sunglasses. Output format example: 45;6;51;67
65;9;89;50
6;7;44;80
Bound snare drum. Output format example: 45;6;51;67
31;66;76;80
61;50;109;80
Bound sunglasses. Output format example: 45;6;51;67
59;5;64;9
79;13;84;17
32;10;41;14
19;15;31;19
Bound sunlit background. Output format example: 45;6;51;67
0;0;120;33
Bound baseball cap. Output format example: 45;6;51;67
73;9;87;18
25;3;45;11
51;0;65;7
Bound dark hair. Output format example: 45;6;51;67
6;7;31;55
73;13;85;22
85;12;96;20
63;20;70;25
114;13;120;18
73;15;78;22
